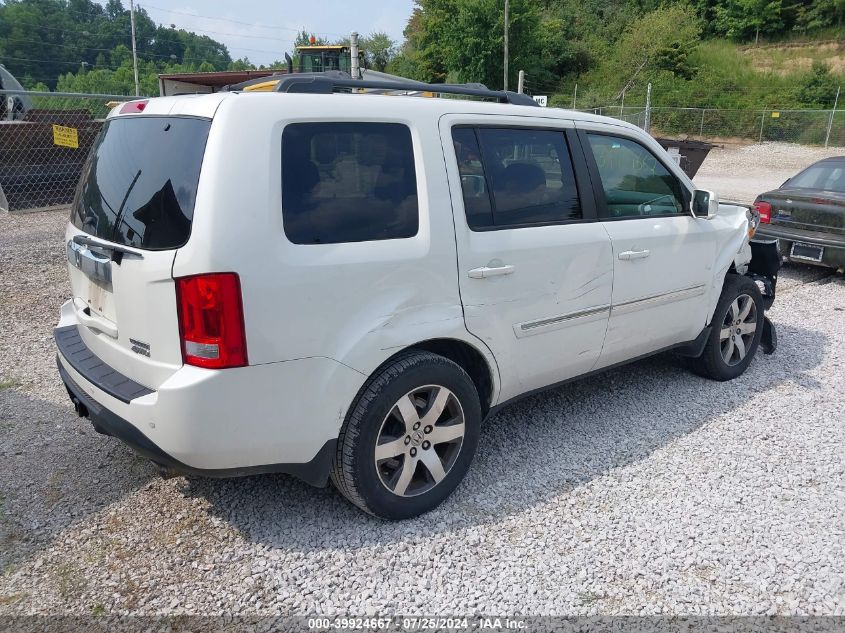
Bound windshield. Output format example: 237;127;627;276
71;116;210;250
787;162;845;192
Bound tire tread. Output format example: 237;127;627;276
330;350;472;517
689;274;764;381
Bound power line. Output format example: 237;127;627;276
5;34;287;62
1;14;291;60
2;55;124;69
140;2;348;36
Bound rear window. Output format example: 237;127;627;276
788;163;845;192
282;122;419;244
71;116;210;250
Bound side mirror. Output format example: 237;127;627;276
692;189;719;219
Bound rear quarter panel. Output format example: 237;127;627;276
172;94;500;411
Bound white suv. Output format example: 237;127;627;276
56;77;779;519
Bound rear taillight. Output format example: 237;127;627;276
753;200;772;224
176;273;248;369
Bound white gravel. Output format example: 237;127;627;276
1;207;844;617
694;142;845;204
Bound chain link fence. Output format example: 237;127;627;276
1;89;844;213
0;90;136;213
582;105;845;147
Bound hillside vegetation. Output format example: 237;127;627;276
390;0;845;110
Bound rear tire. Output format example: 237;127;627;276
331;351;481;520
689;274;764;381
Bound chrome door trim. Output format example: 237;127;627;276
514;304;611;339
611;284;706;317
67;239;112;284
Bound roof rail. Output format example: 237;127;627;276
271;74;539;107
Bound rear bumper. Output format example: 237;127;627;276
58;356;339;484
756;225;845;268
54;316;366;486
57;356;336;485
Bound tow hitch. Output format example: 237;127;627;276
748;239;780;355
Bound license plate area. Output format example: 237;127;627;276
790;242;824;263
67;240;117;322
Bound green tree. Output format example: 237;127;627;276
0;0;232;91
362;31;396;72
294;30;328;47
609;5;702;96
713;0;786;40
795;0;845;31
796;61;841;106
227;57;255;71
404;0;545;89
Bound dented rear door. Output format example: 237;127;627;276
440;114;613;401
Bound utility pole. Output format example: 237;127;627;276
825;85;840;148
503;0;509;91
129;0;140;96
350;32;361;79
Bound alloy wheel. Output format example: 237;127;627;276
374;385;465;497
719;293;758;366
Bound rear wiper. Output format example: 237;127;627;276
72;234;144;262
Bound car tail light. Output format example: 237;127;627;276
119;100;148;114
176;273;248;369
753;200;772;224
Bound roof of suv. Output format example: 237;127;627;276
109;90;641;134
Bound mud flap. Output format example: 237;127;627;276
760;316;777;355
748;239;780;354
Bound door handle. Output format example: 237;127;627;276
618;249;650;261
468;264;515;279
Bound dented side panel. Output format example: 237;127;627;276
438;113;614;403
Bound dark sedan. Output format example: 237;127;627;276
753;156;845;271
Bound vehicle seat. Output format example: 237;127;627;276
501;162;546;193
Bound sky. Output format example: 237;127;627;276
122;0;416;66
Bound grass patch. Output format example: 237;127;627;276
91;603;106;617
577;591;601;605
0;593;25;606
44;471;64;504
55;563;86;602
0;378;20;390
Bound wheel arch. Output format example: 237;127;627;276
369;338;498;417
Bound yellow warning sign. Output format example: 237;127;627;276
52;124;79;149
771;111;780;118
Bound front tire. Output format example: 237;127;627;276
331;351;481;520
689;274;764;381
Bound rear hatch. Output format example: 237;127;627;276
65;114;210;390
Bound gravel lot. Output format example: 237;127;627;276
1;195;844;617
694;142;845;204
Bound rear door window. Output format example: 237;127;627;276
71;116;210;250
452;127;581;229
282;122;419;244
